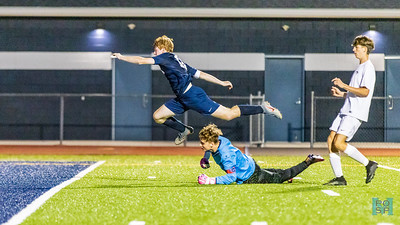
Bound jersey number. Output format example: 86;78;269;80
174;55;187;71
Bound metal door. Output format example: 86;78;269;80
113;58;152;140
265;57;304;142
385;58;400;142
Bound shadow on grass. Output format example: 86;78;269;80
263;185;327;194
67;180;333;193
66;182;200;189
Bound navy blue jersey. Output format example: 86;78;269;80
153;52;199;97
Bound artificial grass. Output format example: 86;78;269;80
1;155;399;225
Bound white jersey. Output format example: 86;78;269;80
339;59;376;122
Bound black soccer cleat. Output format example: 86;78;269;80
305;154;325;166
366;160;378;184
323;176;347;186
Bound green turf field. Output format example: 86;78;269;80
1;154;399;225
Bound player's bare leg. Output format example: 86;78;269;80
327;131;337;153
211;101;282;121
153;105;175;124
153;105;193;145
332;134;348;152
211;105;241;121
324;131;347;186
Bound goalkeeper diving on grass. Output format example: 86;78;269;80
112;35;282;147
197;124;324;185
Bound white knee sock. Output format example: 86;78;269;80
344;144;369;166
329;152;343;177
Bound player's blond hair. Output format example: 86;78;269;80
352;35;375;54
153;35;174;52
199;124;223;144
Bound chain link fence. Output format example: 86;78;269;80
311;92;399;148
0;93;265;145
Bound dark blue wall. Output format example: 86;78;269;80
0;71;111;140
0;17;395;141
0;18;396;55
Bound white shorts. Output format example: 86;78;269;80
329;114;362;142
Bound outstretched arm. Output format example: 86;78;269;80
198;71;233;90
112;53;155;65
198;167;237;185
331;77;369;97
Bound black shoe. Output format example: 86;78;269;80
323;176;347;186
305;154;325;166
366;160;378;184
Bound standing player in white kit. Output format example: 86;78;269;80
324;35;378;186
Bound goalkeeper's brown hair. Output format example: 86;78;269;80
153;35;174;52
352;35;375;54
199;124;223;144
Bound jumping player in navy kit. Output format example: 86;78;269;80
112;35;282;146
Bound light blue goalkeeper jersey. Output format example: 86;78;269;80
212;136;255;184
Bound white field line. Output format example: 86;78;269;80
251;222;268;225
378;164;400;172
3;160;106;225
321;190;340;196
129;221;146;225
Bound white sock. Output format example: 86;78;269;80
344;144;369;166
329;152;343;177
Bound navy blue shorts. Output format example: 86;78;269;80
164;86;220;115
